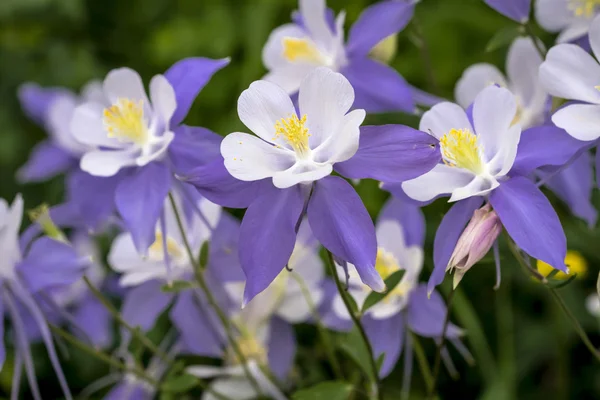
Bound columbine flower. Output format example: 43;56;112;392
447;204;502;288
217;67;439;304
455;37;547;130
262;0;418;112
324;198;471;389
400;85;576;293
68;58;228;252
535;0;600;43
484;0;531;22
0;195;90;400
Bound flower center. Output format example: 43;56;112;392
373;248;414;304
225;335;267;366
282;37;325;64
569;0;600;17
148;232;186;264
274;114;311;157
440;128;485;174
103;98;149;146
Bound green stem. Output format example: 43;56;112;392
411;332;434;391
325;250;381;400
49;324;157;385
290;271;344;379
506;237;600;363
427;289;455;400
168;193;262;392
82;276;171;364
523;22;546;59
496;278;516;398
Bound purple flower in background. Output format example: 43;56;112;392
0;195;90;400
67;58;228;252
484;0;531;23
400;85;584;293
324;198;471;390
456;37;597;226
262;0;417;112
536;0;600;43
217;67;439;304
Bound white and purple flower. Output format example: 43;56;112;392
536;0;600;43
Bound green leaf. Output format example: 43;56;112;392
338;328;375;381
161;280;196;293
376;353;386;374
545;269;560;280
361;270;405;314
546;273;577;289
199;241;210;269
485;25;524;52
160;373;198;393
292;381;353;400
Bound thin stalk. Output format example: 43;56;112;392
325;250;381;400
168;193;262;392
524;22;546;59
49;324;156;385
427;289;455;400
82;277;171;363
507;237;600;362
411;332;434;390
291;271;344;379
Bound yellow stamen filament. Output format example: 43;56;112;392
440;128;485;174
148;232;185;261
374;248;409;302
225;335;267;366
282;37;323;64
569;0;600;17
274;114;311;156
103;98;148;145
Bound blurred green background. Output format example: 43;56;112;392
0;0;599;398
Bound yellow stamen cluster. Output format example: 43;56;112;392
569;0;600;17
440;128;485;174
374;248;410;302
103;98;148;145
282;37;323;64
225;335;267;366
274;114;311;156
148;232;185;261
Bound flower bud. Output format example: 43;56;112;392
447;203;502;288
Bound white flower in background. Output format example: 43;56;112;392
221;67;365;189
262;0;347;93
536;0;600;43
587;293;600;317
455;37;547;129
402;86;521;202
71;68;176;177
108;194;220;286
332;219;424;320
539;14;600;141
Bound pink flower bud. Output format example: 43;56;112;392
447;203;502;288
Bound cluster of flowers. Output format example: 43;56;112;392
5;0;600;398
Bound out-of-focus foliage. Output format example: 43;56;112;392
1;0;599;398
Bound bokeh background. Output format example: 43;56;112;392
0;0;599;398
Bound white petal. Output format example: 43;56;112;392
487;124;522;177
136;131;175;167
238;81;297;146
535;0;572;32
556;21;591;43
108;233;147;273
376;220;407;261
472;86;518;163
47;95;87;154
299;0;334;46
119;270;165;287
312;109;365;164
289;247;325;284
221;132;295;182
272;161;333;188
368;299;404;320
552;104;600;141
81;149;137;177
454;64;506;108
448;175;499;203
332;288;368;320
539;44;600;104
276;288;323;323
419;102;473;139
262;23;307;70
507;37;545;107
81;80;106;104
186;366;226;379
103;67;150;106
299;67;355;148
402;164;475;202
149;74;176;125
263;66;314;94
590;15;600;61
71;103;124;149
203;379;257;400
